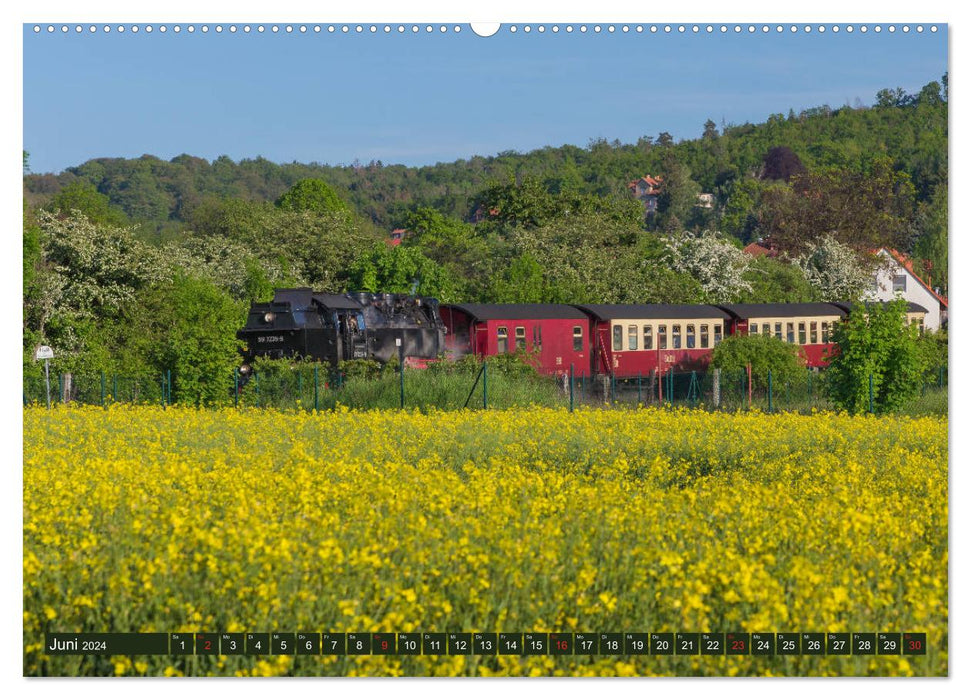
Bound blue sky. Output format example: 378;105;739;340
23;23;948;174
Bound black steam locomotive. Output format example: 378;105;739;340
237;288;445;375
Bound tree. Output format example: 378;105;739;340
760;146;806;183
721;178;763;242
664;230;752;302
702;119;719;140
794;234;876;301
758;158;915;254
473;176;558;229
25;211;169;372
143;274;245;406
711;333;806;389
911;184;947;294
164;235;290;302
187;197;380;290
656;132;674;147
655;155;701;232
46;181;130;227
276;178;349;214
490;253;547;303
875;87;911;108
345;244;459;302
502;212;702;304
827;299;928;414
738;256;817;303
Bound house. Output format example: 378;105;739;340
742;240;779;258
627;175;662;214
696;193;715;209
866;248;948;331
387;228;407;246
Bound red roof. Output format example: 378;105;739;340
387;228;407;246
877;248;948;308
627;174;662;190
743;242;770;257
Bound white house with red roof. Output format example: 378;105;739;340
627;175;662;214
866;248;948;330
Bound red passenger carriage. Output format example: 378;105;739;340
571;304;731;378
439;304;593;376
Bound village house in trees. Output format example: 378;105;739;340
867;247;948;331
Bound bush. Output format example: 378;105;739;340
711;332;806;389
827;299;929;414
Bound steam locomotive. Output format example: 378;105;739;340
237;288;446;376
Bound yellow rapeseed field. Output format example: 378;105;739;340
23;405;947;677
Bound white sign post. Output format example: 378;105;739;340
34;345;54;409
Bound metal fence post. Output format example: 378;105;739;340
637;371;642;405
161;374;166;408
869;373;874;414
100;371;106;409
712;367;720;409
112;374;118;404
482;361;488;409
399;342;405;410
313;365;319;412
767;369;773;413
569;363;575;413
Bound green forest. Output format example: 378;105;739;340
23;77;948;398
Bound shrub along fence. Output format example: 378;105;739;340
23;363;947;415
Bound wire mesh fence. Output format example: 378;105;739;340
24;364;947;416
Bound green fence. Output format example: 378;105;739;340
24;364;947;416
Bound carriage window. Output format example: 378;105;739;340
628;325;638;351
573;326;583;352
612;325;623;352
798;322;806;345
786;323;795;343
497;326;508;354
810;321;818;344
686;324;696;349
762;323;770;335
713;324;723;345
749;323;758;336
672;324;682;349
821;321;830;343
533;325;542;352
515;326;526;351
643;325;653;350
658;325;668;350
700;324;709;348
774;322;782;340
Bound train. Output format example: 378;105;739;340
238;290;928;379
236;288;446;378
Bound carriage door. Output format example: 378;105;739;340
338;311;368;360
473;324;489;358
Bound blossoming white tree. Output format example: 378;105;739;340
795;234;878;301
664;230;752;302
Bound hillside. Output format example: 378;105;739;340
24;78;947;237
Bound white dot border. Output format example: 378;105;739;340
30;23;942;35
